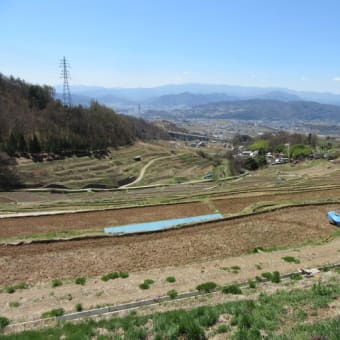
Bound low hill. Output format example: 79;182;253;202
145;99;340;121
0;73;167;155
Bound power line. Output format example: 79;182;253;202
59;56;72;107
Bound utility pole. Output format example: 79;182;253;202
60;56;72;107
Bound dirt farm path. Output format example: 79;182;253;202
121;155;173;188
1;237;340;323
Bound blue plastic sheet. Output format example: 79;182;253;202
104;213;223;235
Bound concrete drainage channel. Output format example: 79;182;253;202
4;262;340;334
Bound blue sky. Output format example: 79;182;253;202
1;0;340;92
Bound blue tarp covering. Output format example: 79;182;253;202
327;211;340;226
104;213;223;235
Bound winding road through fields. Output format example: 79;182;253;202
121;155;173;188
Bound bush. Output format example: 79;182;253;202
5;286;16;294
139;282;150;290
101;272;119;282
75;277;86;285
119;272;129;279
196;281;217;293
75;303;83;312
216;324;228;334
144;279;154;285
248;280;256;289
51;279;63;287
166;276;176;283
41;308;65;318
14;282;28;290
290;273;303;281
222;284;242;295
282;256;300;264
0;316;10;330
272;271;281;283
261;272;274;280
167;289;178;299
9;301;20;308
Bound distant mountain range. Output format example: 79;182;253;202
55;83;340;109
144;99;340;122
54;83;340;122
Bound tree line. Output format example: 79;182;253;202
0;73;167;156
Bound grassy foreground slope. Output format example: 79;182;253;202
1;277;339;339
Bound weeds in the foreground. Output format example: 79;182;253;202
75;303;83;312
282;256;300;264
9;301;20;308
139;282;149;290
51;279;63;288
101;272;119;282
290;273;303;281
119;272;129;279
167;289;178;299
248;279;256;289
2;282;340;339
222;284;242;295
0;316;10;330
41;308;65;318
139;279;155;290
196;281;217;293
166;276;176;283
5;286;15;294
75;277;86;285
144;279;154;285
261;271;281;283
215;323;229;334
4;282;29;294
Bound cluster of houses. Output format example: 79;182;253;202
237;147;289;165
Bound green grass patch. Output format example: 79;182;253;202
75;277;86;285
282;256;300;264
139;279;155;290
139;282;150;290
167;289;178;299
2;281;340;339
101;272;119;282
248;280;256;289
41;308;65;319
4;282;29;294
222;284;242;295
5;286;16;294
9;301;20;308
144;279;154;285
51;279;63;288
0;316;10;330
165;276;176;283
196;281;217;293
290;273;303;281
119;272;129;279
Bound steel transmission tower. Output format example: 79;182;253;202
60;56;72;107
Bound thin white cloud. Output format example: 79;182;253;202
333;77;340;81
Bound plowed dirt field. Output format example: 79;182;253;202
0;204;337;285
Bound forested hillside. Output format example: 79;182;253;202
0;73;167;155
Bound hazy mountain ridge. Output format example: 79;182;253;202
144;99;340;122
55;83;340;108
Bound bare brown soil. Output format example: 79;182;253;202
0;202;212;238
0;204;337;285
213;188;340;214
2;188;339;239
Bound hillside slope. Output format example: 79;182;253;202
0;73;166;155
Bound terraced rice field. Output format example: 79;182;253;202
0;204;337;285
